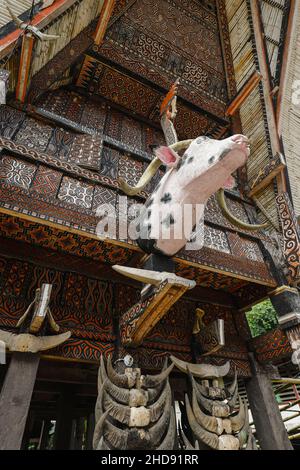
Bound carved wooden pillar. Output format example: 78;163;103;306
245;353;293;450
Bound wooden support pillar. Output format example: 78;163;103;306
54;388;75;450
86;412;95;450
0;352;40;450
245;353;293;450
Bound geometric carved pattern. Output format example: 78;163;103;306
118;154;144;188
58;176;94;209
97;0;228;118
14;118;54;153
31;165;62;196
99;146;120;179
0;155;36;189
68;134;103;168
251;327;292;363
276;192;300;284
93;186;117;211
204;226;230;253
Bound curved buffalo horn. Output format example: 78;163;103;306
104;377;130;405
226;367;237;396
103;418;129;449
141;363;174;389
148;395;172;448
149;381;171;423
0;330;71;353
29;27;60;41
171;355;230;379
182;430;200;450
103;390;132;425
98;355;107;392
245;429;258;451
97;437;111;451
192;388;222;435
118;140;193;196
230;395;246;433
185;395;219;450
216;189;269;231
93;410;109;450
95;380;106;422
119;158;162;196
106;355;132;388
237;399;250;448
5;0;23;27
157;407;176;450
188;371;228;416
227;379;239;410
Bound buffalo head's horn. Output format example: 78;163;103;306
230;395;246;433
106;355;134;388
216;189;269;231
185;394;219;450
192;388;223;435
93;410;109;450
181;430;200;450
5;1;23;28
141;363;174;389
170;355;230;379
118;140;193;196
157;407;176;450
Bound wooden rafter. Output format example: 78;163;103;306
16;33;35;102
277;0;297;135
226;71;262;117
94;0;116;45
249;0;286;193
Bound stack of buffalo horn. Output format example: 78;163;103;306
171;356;257;451
93;356;176;450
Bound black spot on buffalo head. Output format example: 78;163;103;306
160;193;172;204
162;214;175;228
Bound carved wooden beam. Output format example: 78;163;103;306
247;153;286;197
16;34;35;103
225;71;262;117
276;193;300;285
118;269;195;347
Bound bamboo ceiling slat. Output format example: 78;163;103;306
261;0;286;78
280;9;300;215
225;0;280;232
31;0;103;77
0;0;33;29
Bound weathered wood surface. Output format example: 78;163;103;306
0;352;40;450
245;353;293;450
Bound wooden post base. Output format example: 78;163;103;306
245;353;293;450
0;352;40;450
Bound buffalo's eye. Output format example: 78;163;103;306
208;156;215;164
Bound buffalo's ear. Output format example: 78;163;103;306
155;146;180;168
222;175;236;189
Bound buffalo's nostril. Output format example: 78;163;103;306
231;134;249;144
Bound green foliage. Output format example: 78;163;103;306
246;299;278;338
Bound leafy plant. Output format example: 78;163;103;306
246;299;278;338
